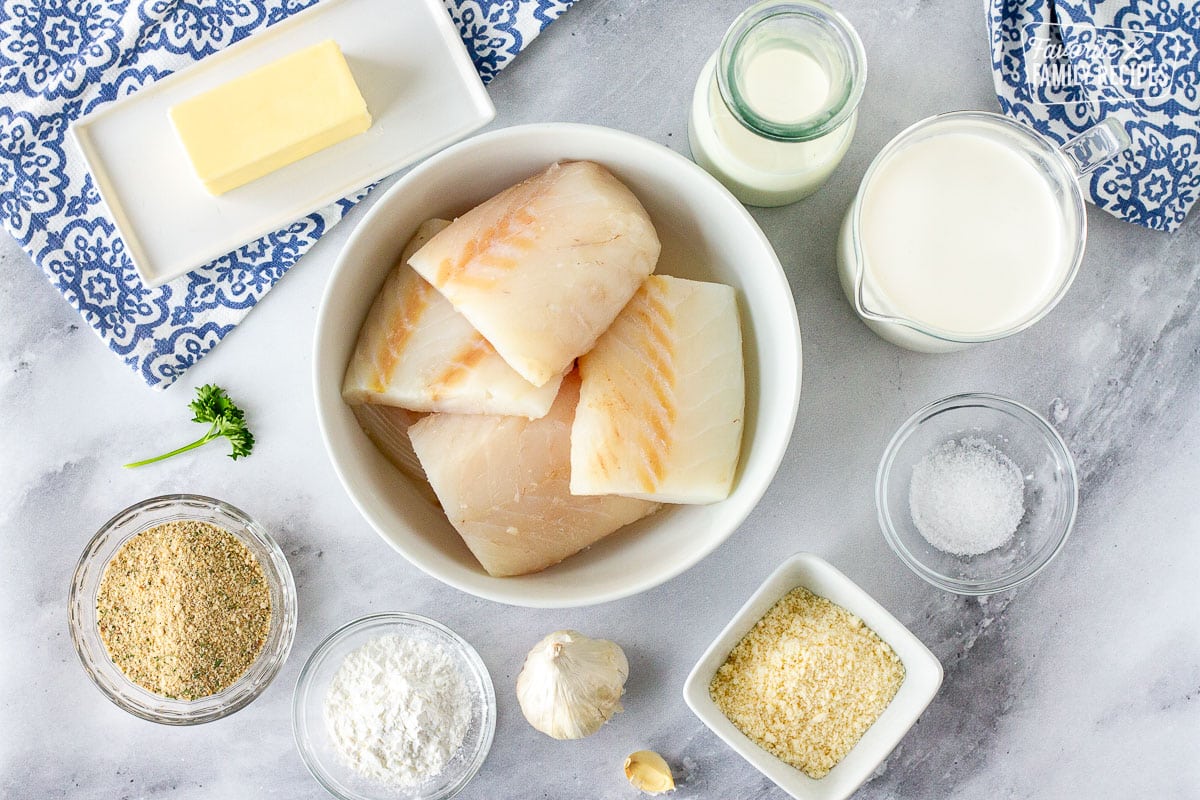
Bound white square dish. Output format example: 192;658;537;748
683;552;943;800
69;0;495;287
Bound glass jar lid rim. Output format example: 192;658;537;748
716;0;867;142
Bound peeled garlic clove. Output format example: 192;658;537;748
515;629;628;739
624;750;675;795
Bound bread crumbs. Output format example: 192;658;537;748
96;520;271;700
709;586;905;779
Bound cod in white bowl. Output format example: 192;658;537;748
313;123;802;608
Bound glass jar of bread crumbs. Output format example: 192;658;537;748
68;494;297;724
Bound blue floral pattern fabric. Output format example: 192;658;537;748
989;0;1200;232
0;0;575;388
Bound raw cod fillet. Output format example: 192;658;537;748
409;372;661;577
341;219;562;418
407;161;661;387
571;275;745;504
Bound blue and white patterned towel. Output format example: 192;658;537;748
0;0;574;388
989;0;1200;232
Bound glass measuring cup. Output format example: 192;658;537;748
837;111;1129;352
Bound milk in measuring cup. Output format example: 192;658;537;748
838;123;1073;351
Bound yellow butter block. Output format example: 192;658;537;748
169;39;371;195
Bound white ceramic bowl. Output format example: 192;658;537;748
683;553;943;800
313;123;802;607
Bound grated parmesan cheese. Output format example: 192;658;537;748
709;587;905;779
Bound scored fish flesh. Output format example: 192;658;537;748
348;403;440;506
571;275;744;504
342;219;562;418
409;372;661;577
407;161;661;387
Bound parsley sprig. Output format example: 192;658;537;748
124;384;255;468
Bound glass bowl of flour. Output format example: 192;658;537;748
876;393;1078;595
293;613;496;799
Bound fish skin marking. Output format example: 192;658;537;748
370;277;432;392
435;193;544;289
636;461;657;493
590;280;677;491
632;285;677;451
593;448;614;479
427;335;495;401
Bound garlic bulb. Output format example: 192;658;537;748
624;750;675;795
515;629;629;739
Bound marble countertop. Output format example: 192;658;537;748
3;1;1198;798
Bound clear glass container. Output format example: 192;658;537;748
293;613;496;800
838;111;1129;352
688;0;866;207
876;393;1078;595
68;494;298;724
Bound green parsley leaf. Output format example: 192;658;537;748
124;384;255;468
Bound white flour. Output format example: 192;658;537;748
324;634;471;786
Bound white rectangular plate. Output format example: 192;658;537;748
69;0;495;287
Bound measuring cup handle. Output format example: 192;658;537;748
1059;117;1131;177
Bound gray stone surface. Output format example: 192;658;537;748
2;1;1198;798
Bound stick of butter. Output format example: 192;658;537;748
169;39;371;195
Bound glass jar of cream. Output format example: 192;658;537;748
688;0;866;207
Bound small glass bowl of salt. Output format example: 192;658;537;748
876;393;1078;595
292;613;496;800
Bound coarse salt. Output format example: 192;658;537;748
909;437;1026;556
